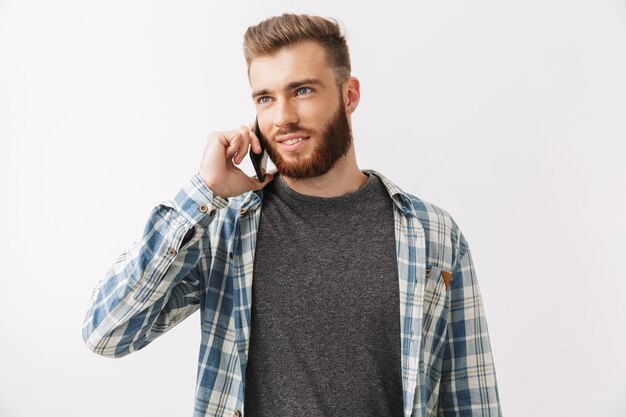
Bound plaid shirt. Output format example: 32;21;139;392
83;170;502;417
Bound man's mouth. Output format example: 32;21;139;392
277;133;309;142
283;137;305;145
276;134;310;151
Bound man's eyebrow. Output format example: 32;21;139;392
251;78;326;99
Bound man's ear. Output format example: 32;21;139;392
343;76;360;115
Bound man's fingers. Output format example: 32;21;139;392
234;129;252;164
240;125;260;156
262;172;274;185
249;172;274;190
226;133;241;157
202;127;273;199
248;126;263;154
220;124;264;163
227;130;249;162
244;121;263;154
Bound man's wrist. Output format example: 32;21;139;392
197;173;228;199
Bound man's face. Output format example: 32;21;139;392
249;40;352;179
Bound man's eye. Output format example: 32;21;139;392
258;96;271;104
296;87;312;96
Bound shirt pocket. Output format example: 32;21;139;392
421;264;452;415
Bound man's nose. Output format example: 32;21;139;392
273;99;299;130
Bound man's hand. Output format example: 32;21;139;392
199;124;273;199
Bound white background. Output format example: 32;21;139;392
1;1;625;416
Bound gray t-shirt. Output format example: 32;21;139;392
244;172;403;417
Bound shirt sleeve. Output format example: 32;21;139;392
81;173;229;358
438;232;503;416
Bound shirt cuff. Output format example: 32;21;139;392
170;173;229;225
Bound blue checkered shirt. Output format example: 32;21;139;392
82;170;502;417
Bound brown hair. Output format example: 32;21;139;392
243;13;351;87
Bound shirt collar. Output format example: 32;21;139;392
365;169;415;217
236;169;415;217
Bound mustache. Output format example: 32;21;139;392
261;126;313;144
257;124;307;138
274;125;311;136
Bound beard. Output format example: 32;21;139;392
260;99;352;180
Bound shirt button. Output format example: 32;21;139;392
425;268;430;277
239;208;247;216
229;252;234;259
234;411;241;417
199;204;208;213
167;248;177;256
210;209;216;216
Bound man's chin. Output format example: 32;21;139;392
276;158;338;180
275;161;315;179
270;150;312;175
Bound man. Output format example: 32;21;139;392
83;13;502;417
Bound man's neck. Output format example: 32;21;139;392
281;149;368;198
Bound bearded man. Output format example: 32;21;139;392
83;13;502;417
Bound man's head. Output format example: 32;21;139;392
244;14;360;179
244;13;351;89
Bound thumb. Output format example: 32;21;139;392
250;172;274;190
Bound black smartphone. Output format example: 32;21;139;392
249;118;268;182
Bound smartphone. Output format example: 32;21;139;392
249;118;268;182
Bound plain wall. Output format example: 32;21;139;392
1;1;625;416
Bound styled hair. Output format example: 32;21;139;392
243;13;351;86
